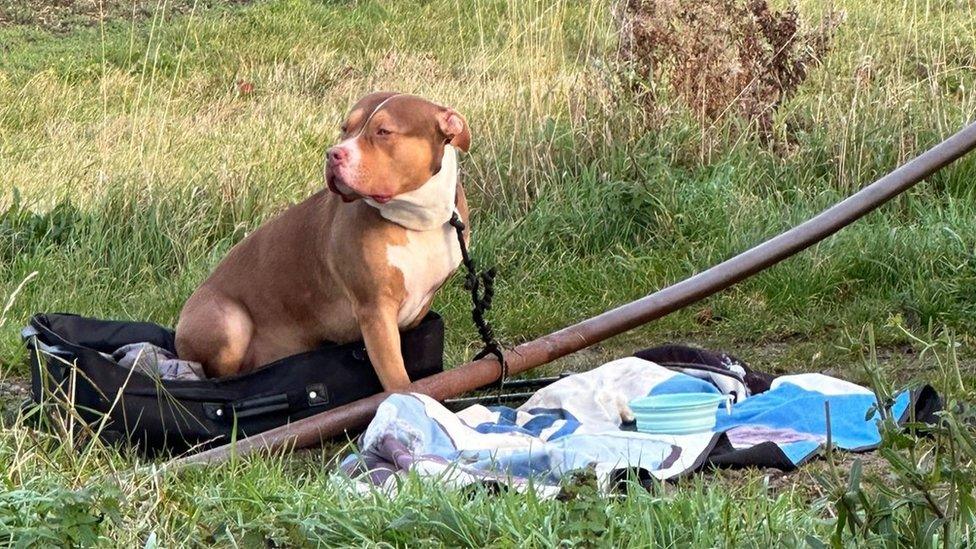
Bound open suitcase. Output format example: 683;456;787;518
23;312;444;455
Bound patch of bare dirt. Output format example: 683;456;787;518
0;377;29;423
0;0;249;33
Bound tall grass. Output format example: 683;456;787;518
1;0;974;375
0;0;974;544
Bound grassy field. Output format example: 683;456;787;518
1;0;975;545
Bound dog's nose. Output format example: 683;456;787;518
327;147;348;166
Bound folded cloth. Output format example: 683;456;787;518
341;354;939;496
108;343;205;381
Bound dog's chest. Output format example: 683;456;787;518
385;225;462;327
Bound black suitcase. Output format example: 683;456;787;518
22;312;444;455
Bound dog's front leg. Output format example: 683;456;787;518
356;302;411;392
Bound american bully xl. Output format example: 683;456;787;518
175;92;470;391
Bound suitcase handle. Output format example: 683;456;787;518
205;393;291;421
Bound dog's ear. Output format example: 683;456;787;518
437;109;471;152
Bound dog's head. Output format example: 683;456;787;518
325;92;470;203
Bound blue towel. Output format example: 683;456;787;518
341;357;927;495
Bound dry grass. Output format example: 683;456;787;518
618;0;842;140
0;1;610;212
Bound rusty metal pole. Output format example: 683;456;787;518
173;121;976;468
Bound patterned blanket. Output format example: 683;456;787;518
341;348;940;496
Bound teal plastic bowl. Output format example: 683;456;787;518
629;393;730;435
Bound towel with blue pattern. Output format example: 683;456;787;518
341;356;937;494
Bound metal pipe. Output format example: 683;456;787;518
173;121;976;467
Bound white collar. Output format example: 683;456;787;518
364;145;459;231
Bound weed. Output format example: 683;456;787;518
619;0;842;140
556;469;611;546
814;325;976;547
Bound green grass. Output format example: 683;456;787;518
1;442;821;546
1;0;975;545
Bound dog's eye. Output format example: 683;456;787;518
340;124;348;133
376;127;392;136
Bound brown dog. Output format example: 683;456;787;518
175;92;470;391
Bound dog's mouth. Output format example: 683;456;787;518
325;169;359;203
327;169;395;205
326;163;397;205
